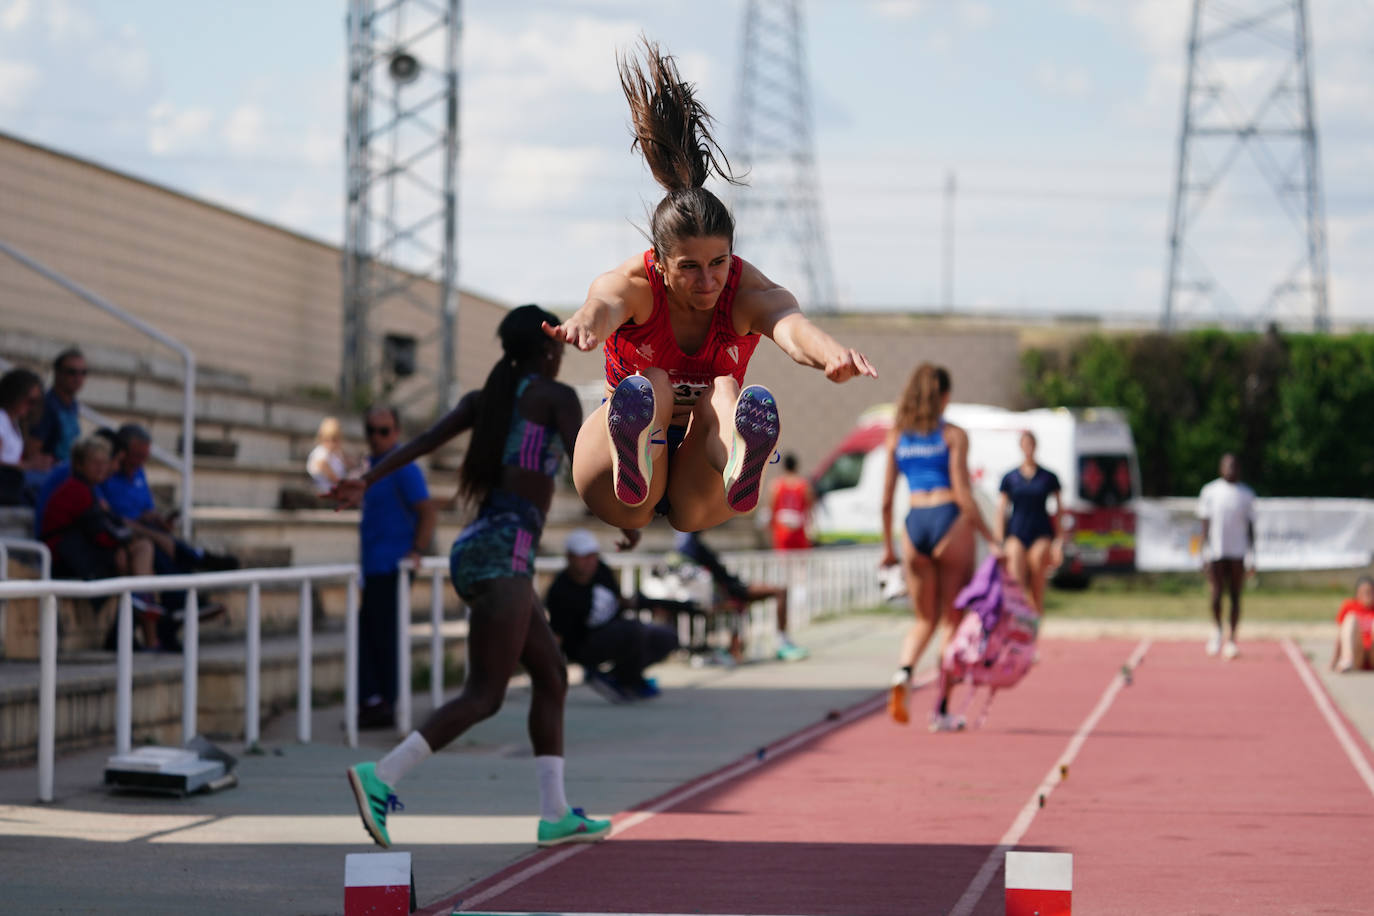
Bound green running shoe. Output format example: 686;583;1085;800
347;761;402;848
776;643;811;662
537;806;612;847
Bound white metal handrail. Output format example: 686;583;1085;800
0;545;883;803
0;240;196;540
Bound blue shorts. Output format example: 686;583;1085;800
1006;512;1055;549
904;502;961;557
449;490;545;599
652;424;686;517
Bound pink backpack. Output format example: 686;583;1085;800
939;560;1040;727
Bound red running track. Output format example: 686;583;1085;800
422;638;1374;916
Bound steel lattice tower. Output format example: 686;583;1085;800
733;0;838;311
342;0;461;409
1162;0;1329;331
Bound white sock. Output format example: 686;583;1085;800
376;731;432;787
778;631;796;648
535;755;569;822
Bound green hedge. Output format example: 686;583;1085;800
1021;330;1374;498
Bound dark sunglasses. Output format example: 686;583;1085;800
365;425;394;436
61;367;88;376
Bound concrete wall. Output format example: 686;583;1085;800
0;132;507;414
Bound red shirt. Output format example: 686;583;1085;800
770;476;813;550
603;250;761;408
42;475;115;551
1337;598;1374;651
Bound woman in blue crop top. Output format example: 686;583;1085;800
332;305;626;851
879;363;1000;729
996;431;1063;614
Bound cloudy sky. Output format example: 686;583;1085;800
1;0;1371;327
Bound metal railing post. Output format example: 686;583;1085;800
345;574;359;749
429;569;444;710
298;580;313;743
181;589;199;743
116;592;133;755
245;582;261;746
38;594;57;802
396;565;412;734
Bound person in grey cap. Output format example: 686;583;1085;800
546;528;680;701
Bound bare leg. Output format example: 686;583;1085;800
665;376;741;533
572;368;674;530
897;545;938;669
1024;537;1054;613
419;578;532;751
745;583;788;634
1206;561;1225;631
519;595;568;757
1224;558;1244;640
932;517;977;656
1002;536;1030;599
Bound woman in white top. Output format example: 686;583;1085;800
306;416;352;495
0;368;53;505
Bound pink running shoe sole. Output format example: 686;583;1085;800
606;375;656;507
724;385;780;513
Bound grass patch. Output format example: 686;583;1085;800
857;581;1345;624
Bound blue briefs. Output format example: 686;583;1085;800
904;502;961;557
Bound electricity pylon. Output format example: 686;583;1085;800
733;0;839;312
1162;0;1329;331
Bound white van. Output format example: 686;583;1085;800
811;404;1141;579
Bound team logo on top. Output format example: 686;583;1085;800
636;343;655;363
725;345;740;364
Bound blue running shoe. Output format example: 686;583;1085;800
537;806;612;847
631;676;661;699
606;375;657;507
347;761;403;848
724;385;780;513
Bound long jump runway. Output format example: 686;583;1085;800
421;639;1374;916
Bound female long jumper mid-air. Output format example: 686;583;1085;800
544;39;877;535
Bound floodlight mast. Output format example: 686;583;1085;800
342;0;462;412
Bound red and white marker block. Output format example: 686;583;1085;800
345;851;412;916
1005;850;1072;916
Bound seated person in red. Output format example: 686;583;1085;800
546;529;679;702
41;434;163;650
1331;576;1374;673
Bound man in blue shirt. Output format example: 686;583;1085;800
33;347;85;464
358;406;436;728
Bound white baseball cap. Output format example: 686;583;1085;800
564;528;600;557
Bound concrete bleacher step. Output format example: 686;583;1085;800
0;624;470;766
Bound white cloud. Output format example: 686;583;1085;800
477;144;606;209
147;101;214;155
1034;61;1092;99
958;1;995;29
1;0;32;32
222;104;266;155
42;0;95;42
0;59;38;105
89;23;150;91
869;1;926;20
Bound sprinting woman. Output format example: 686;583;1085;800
995;431;1063;613
542;39;876;535
333;305;621;849
880;363;1000;729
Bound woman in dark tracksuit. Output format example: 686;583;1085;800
880;363;1000;728
996;431;1063;614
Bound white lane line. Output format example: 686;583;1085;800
947;639;1151;916
454;676;934;913
1280;638;1374;799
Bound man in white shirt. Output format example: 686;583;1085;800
1197;453;1256;659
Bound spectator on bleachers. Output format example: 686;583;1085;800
33;347;86;464
34;427;121;537
356;405;436;728
546;528;679;702
673;529;809;661
0;367;54;505
41;433;164;650
307;416;355;495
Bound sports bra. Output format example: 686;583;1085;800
501;375;565;478
894;423;952;492
602;250;761;407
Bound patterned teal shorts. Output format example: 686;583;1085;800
449;490;544;599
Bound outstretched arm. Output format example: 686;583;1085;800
330;392;479;509
542;270;642;353
745;282;877;382
880;430;900;566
